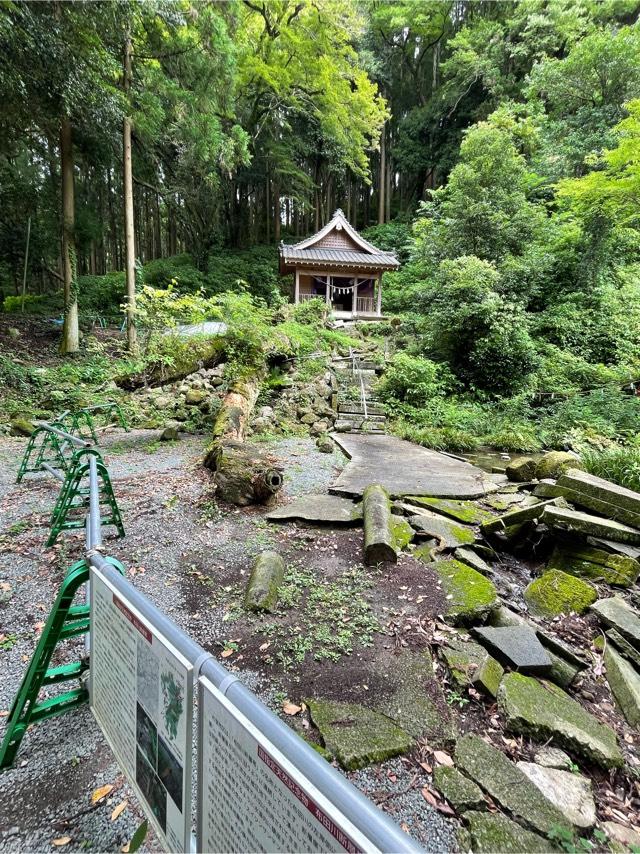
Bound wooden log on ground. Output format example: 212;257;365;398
363;483;397;565
205;440;283;506
245;551;285;612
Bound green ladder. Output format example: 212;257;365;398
0;557;124;770
16;421;73;483
47;449;125;547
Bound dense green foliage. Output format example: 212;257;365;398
2;0;640;459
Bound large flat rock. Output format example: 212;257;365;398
462;811;555;853
604;645;640;727
543;505;640;545
591;596;640;648
498;672;623;769
473;626;552;676
455;734;570;836
329;433;495;499
516;762;596;829
266;494;362;525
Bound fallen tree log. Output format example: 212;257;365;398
363;483;397;565
205;440;283;506
245;551;285;612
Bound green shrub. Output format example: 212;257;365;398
393;420;479;452
539;388;640;449
581;446;640;492
378;353;452;408
3;293;58;314
292;297;328;325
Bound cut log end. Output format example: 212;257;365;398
205;440;284;507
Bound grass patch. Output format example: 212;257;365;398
580;446;640;492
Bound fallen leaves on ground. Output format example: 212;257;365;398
282;702;302;716
111;801;128;821
91;783;113;804
220;649;234;658
433;750;454;767
52;837;71;847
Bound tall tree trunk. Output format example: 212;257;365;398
265;174;270;243
59;116;79;354
154;192;162;258
378;126;386;225
273;180;280;243
123;32;137;353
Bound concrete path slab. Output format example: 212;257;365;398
329;433;495;499
266;494;362;525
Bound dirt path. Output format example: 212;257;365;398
0;429;457;852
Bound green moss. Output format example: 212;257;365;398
427;558;498;625
390;515;414;551
404;496;494;525
463;811;556;853
498;672;623;769
535;451;581;480
306;698;413;770
434;766;485;812
548;545;639;588
441;635;504;697
524;569;597;617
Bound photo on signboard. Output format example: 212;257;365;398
136;635;159;719
136;702;158;770
157;735;183;811
136;748;167;834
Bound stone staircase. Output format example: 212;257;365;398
331;352;387;434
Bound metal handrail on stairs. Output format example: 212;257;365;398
349;347;368;421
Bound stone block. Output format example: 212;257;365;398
548;544;639;587
591;597;640;649
434;766;485;812
516;762;595;829
473;626;552;675
543;505;640;546
441;635;504;697
422;558;498;626
524;569;597;617
462;811;555;853
604;645;640;727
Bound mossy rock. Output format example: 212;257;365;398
498;672;623;769
548;545;639;588
306;698;413;770
404;496;494;525
441;635;504;697
434;765;485;813
455;734;570;837
506;457;538;482
430;559;498;625
535;451;581;480
9;418;35;437
524;569;597;617
463;811;556;853
390;515;414;551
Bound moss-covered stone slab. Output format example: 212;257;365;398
455;734;570;836
306;699;413;771
473;626;552;675
604;645;640;727
591;596;640;648
524;569;597;617
454;546;494;576
506;457;538;483
536;452;581;481
441;635;504;697
545;648;580;689
516;762;596;829
533;480;562;499
425;558;498;625
548;544;639;588
267;494;362;525
404;496;494;525
557;468;640;528
434;765;485;812
498;672;624;769
482;499;553;536
375;652;456;745
408;510;476;548
607;629;640;669
543;505;640;546
389;514;414;551
486;492;528;511
463;811;556;853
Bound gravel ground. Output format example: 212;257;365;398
0;428;456;853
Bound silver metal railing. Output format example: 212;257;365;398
83;454;420;853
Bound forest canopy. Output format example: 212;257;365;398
2;0;640;457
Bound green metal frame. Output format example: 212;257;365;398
16;421;72;483
47;449;125;547
0;557;125;770
59;402;130;445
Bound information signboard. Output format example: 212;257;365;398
198;676;380;854
90;566;193;853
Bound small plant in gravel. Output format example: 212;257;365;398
7;520;28;536
445;688;469;709
0;633;18;650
